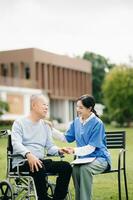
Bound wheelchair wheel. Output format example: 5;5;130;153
47;182;55;198
47;182;72;200
0;180;13;200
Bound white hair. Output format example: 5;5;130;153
30;94;47;110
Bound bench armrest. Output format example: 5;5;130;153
118;148;125;170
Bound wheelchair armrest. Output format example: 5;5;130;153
8;153;28;176
16;159;28;176
8;153;24;158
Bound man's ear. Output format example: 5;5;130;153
31;101;36;110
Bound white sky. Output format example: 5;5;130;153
0;0;133;64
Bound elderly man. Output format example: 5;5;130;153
11;94;72;200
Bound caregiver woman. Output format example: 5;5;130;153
63;94;111;200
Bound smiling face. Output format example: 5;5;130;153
31;95;48;119
76;100;92;120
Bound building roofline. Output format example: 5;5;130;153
0;47;91;73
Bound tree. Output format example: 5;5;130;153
83;52;114;103
102;65;133;126
0;100;9;116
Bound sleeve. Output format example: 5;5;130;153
52;128;67;142
88;121;105;148
64;121;76;142
11;120;30;157
45;125;59;155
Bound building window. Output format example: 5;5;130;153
1;64;8;77
24;64;30;79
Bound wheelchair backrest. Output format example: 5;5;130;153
6;130;14;173
0;129;13;175
7;132;13;153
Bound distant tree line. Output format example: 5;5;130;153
83;51;133;127
83;52;114;103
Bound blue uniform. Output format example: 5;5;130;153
65;115;111;167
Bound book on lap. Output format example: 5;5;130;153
71;157;96;165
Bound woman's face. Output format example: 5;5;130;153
76;100;91;120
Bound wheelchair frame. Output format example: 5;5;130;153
0;130;72;200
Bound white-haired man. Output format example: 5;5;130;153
11;94;72;200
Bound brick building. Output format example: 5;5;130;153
0;48;92;123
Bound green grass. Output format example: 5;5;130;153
0;125;133;199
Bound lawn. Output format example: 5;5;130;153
0;125;133;199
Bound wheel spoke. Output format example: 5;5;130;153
5;185;10;195
0;186;5;195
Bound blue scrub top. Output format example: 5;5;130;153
65;115;111;167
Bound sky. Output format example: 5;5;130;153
0;0;133;64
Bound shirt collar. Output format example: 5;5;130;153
80;113;95;125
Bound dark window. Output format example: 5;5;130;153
24;64;30;79
1;64;8;77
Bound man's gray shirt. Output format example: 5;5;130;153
11;117;59;168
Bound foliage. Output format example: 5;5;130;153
102;65;133;126
83;51;114;103
0;100;9;115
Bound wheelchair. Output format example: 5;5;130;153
0;130;72;200
0;130;12;200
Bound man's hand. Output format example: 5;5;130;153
61;147;75;154
26;152;43;172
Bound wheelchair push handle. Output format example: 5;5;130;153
0;130;8;137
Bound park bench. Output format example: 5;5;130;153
102;131;128;200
